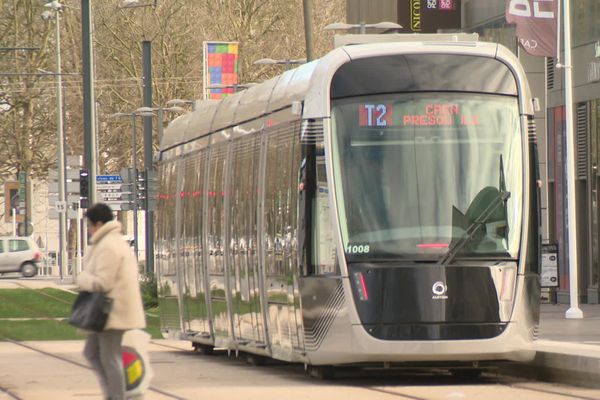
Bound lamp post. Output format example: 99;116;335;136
302;0;315;61
134;105;184;142
42;0;68;280
254;58;306;70
82;0;98;204
120;0;158;8
204;83;255;99
324;21;403;34
560;0;583;319
166;98;197;111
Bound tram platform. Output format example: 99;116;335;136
512;303;600;387
1;278;600;398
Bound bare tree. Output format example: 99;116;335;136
0;1;58;180
1;0;345;181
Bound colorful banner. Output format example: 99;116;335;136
203;41;239;100
506;0;558;57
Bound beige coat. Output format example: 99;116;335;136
77;220;146;330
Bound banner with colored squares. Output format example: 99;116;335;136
203;41;239;100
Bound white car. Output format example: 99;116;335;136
0;237;41;277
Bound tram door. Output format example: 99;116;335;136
179;154;211;336
263;123;304;359
206;142;232;347
156;160;182;335
228;134;266;345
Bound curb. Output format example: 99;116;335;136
497;340;600;388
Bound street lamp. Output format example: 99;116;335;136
254;58;306;70
204;83;255;99
134;105;184;142
324;21;403;34
166;98;197;111
42;0;68;280
120;0;158;8
109;110;154;259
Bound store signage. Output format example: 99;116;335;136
397;0;461;33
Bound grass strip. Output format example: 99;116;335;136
0;289;162;340
0;289;75;318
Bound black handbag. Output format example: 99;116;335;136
68;291;113;332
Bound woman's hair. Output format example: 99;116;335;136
85;203;114;224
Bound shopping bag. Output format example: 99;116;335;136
122;329;153;397
68;291;112;332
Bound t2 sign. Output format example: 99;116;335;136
359;103;393;127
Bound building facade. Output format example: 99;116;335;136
345;0;600;303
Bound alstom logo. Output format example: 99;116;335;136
432;281;448;299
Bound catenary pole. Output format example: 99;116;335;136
82;0;97;203
302;0;315;61
143;41;154;274
54;6;68;281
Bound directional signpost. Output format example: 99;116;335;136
97;175;127;211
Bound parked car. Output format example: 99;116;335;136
0;237;41;277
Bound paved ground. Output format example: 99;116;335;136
1;276;600;398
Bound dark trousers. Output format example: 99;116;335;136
84;329;125;400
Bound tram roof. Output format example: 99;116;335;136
160;38;528;155
160;59;319;152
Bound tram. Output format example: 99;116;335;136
155;35;541;373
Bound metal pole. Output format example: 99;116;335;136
131;114;139;259
143;40;154;274
82;0;97;203
563;0;583;319
83;216;88;255
55;9;68;282
75;205;81;279
302;0;315;61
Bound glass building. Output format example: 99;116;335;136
345;0;600;303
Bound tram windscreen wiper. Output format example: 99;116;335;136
438;189;511;266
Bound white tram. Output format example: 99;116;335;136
155;36;541;374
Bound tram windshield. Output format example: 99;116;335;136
331;92;523;262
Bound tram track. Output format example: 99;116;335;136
2;336;188;399
2;282;599;399
2;336;599;400
345;371;598;400
0;384;21;400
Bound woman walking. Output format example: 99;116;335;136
77;203;146;400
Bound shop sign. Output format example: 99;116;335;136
541;243;559;288
397;0;461;33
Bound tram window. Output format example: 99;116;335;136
331;92;523;262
